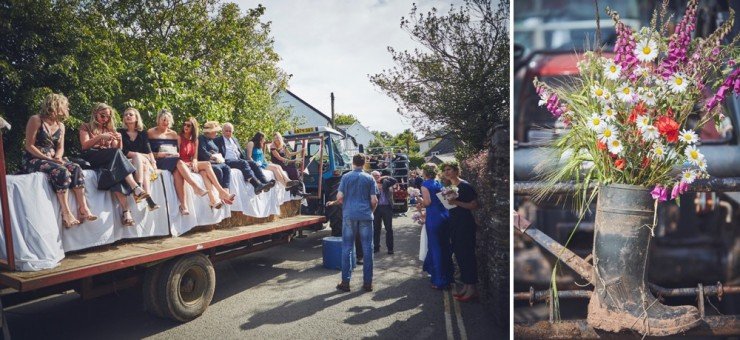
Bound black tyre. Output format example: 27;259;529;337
143;263;165;318
155;253;216;322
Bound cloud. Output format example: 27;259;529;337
232;0;462;134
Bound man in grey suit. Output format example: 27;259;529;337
215;123;274;194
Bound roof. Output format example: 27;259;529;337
425;136;458;156
282;90;332;124
418;129;449;142
429;153;456;165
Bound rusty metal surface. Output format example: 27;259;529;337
515;283;740;305
515;177;740;195
514;316;740;338
518;225;595;284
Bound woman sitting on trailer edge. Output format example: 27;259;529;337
23;93;97;228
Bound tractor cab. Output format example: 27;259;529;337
282;126;351;215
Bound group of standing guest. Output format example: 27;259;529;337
23;93;304;229
417;162;479;302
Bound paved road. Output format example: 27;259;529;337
5;214;500;339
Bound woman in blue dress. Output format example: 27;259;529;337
418;163;453;289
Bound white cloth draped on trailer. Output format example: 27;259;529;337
0;168;298;271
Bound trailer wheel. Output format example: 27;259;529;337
143;263;165;318
155;253;216;322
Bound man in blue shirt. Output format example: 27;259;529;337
327;153;378;292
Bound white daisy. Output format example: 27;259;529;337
598;125;619;143
640;88;657;106
636;115;651;130
697;158;708;172
642;125;660;141
632;66;650;79
678;129;699;144
603;61;622;80
681;170;697;184
616;83;636;103
684;145;704;165
669;72;690;93
591;86;608;100
587;114;607;132
652;143;666;160
607;139;624;155
602;106;617;121
635;39;659;62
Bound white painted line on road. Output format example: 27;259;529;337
443;290;455;340
452;294;468;340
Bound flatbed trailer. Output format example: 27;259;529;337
0;122;326;338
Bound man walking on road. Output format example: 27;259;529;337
327;154;378;292
372;170;397;254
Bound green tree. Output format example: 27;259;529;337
391;129;419;154
0;0;292;171
370;0;509;153
334;113;359;126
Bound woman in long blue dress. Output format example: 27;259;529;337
419;163;453;289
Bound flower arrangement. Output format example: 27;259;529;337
407;187;421;199
440;185;459;200
411;211;425;226
535;0;739;201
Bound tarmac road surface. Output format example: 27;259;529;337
4;214;501;339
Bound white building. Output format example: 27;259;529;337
277;90;332;129
337;122;375;152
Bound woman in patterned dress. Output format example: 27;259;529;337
22;93;97;228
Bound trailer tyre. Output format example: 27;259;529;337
155;253;216;322
143;263;165;318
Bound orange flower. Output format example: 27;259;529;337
615;158;626;170
597;141;607;150
628;102;647;123
641;157;650;168
655;115;679;143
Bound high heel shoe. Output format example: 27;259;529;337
121;210;135;227
179;205;190;216
61;211;81;228
210;201;224;210
132;186;149;203
220;192;236;202
78;207;99;222
145;196;160;211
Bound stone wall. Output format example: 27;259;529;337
461;126;509;328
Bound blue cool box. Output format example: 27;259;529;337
322;236;356;270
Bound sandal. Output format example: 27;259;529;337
61;211;81;229
220;192;236;203
145;196;160;211
210;201;224;210
132;186;150;203
78;207;99;222
121;210;135;227
179;205;190;216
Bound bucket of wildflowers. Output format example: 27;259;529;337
532;0;739;336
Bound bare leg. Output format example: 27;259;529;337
174;172;189;214
72;187;96;220
141;162;152;194
130;153;145;188
196;162;231;199
113;192;129;211
175;161;206;194
199;170;218;205
55;190;80;227
267;164;288;185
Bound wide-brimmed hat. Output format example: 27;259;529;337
202;121;222;133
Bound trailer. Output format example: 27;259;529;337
0;124;326;338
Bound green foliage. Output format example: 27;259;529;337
408;155;425;169
334;113;359;126
390;129;419;153
0;0;292;171
370;0;509;153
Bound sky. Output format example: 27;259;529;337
233;0;463;135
